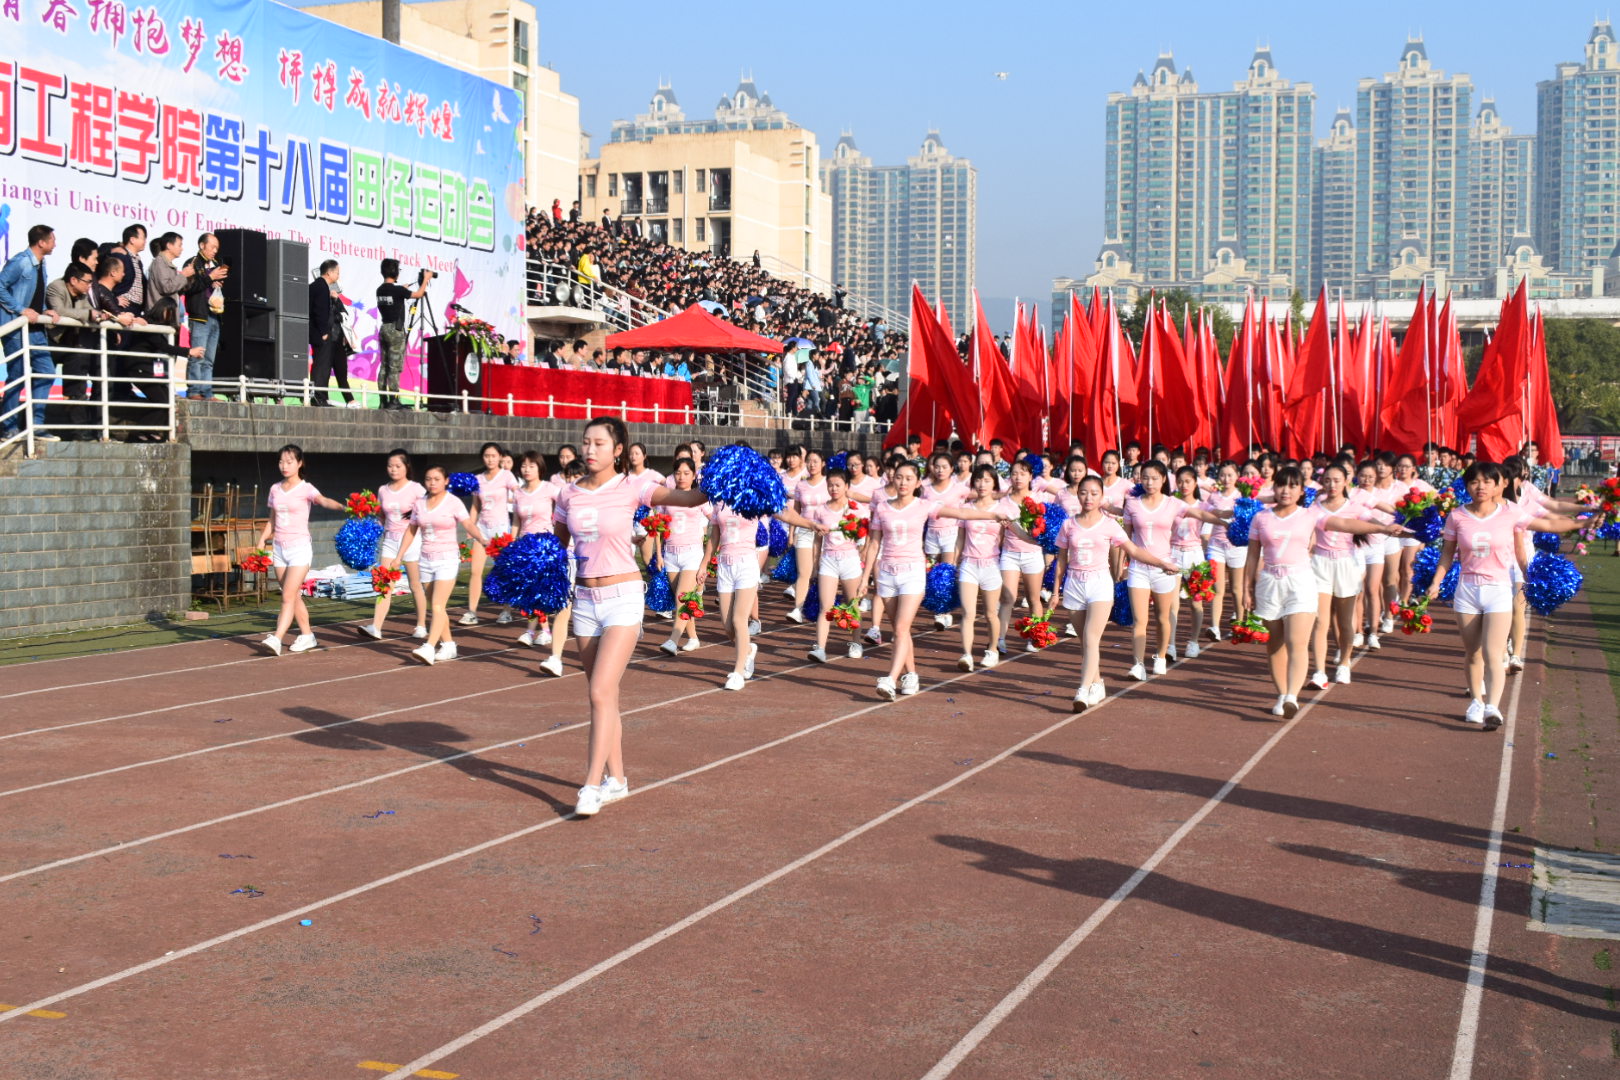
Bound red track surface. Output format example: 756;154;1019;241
0;592;1613;1079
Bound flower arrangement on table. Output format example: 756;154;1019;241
677;589;705;621
1392;487;1445;544
1013;613;1058;649
370;565;402;596
241;548;272;574
1389;596;1433;635
826;599;861;631
839;512;869;543
1229;612;1270;644
1182;561;1216;603
449;314;504;360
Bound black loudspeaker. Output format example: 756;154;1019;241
217;302;275;382
274;315;310;383
268;240;309;319
217;229;268;305
424;333;483;412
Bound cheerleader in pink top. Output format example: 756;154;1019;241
364;449;428;642
861;460;1010;700
551;417;710;817
1247;466;1404;718
1429;461;1580;728
511;451;566;653
626;441;666;571
258;444;344;656
994;458;1054;654
784;450;831;623
657;457;711;656
954;465;1005;671
385;464;489;665
806;469;867;663
1306;464;1372;689
1054;476;1180;711
1201;461;1242;632
1168;466;1220;657
462;442;518;625
920;452;970;630
1122;462;1226;679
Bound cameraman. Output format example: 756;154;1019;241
376;260;432;410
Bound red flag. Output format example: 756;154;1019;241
1434;293;1465;447
1219;295;1260;459
1458;282;1529;435
1529;309;1563;467
1339;309;1371;451
1379;288;1433;453
1284;290;1332;457
1067;291;1097;450
937;299;955;342
1143;302;1201;452
903;284;980;449
1086;297;1136;463
1051;302;1073;451
972;290;1020;454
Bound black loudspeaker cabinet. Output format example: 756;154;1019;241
268;239;309;319
216;302;274;382
424;333;484;412
216;229;268;305
273;315;310;383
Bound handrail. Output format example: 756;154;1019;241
523;259;671;334
755;254;910;332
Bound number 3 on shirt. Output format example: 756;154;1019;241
572;507;600;543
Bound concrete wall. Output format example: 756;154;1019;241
0;442;191;640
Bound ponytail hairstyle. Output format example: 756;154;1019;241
1501;455;1526;503
584;415;630;473
386;447;413;481
277;443;307;481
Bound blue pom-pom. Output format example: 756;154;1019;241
922;562;960;614
771;546;798;583
768;519;790;556
1410;543;1442;592
335;518;384;570
1524;551;1583;616
755;521;768;547
1226;497;1262;547
801;583;822;620
1043;557;1057;590
1025;455;1045;481
634;505;650;525
482;532;573;614
1450;476;1472;505
1533;531;1562;555
644;555;674;613
1301;487;1317;507
1036;499;1068;555
1131;482;1146;499
1598;521;1620;541
1399;504;1444;544
447;472;479;499
1110;579;1134;627
826;451;849;472
701;445;787;518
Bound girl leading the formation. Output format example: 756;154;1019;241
657;457;710;656
463;442;518;625
1306;464;1369;688
1122;461;1226;679
260;444;345;656
511;451;566;656
955;464;1006;671
364;448;428;642
806;468;868;663
385;464;489;665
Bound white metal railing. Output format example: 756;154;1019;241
755;253;910;332
523;259;670;333
1;314;180;456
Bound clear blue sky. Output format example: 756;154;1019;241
392;2;1591;311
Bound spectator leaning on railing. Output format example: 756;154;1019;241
0;223;61;441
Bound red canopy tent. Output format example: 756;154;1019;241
603;304;784;353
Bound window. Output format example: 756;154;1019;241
608;174;618;197
673;170;684;195
512;19;531;67
585;174;596;198
672;218;683;243
697;169;707;193
512;71;529;112
696;218;706;242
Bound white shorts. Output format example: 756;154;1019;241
1363;533;1400;563
876;560;926;599
1253;565;1318;620
272;539;313;569
999;549;1044;575
1208;539;1247;568
572;580;646;637
959;557;1002;592
477;518;508;546
1399;536;1425;550
717;554;761;594
793;526;817;551
1061;569;1113;609
419;553;460;584
1311;553;1362;599
1454;576;1515;616
1172;547;1204;572
664;544;704;574
819;549;862;581
380;533;422;563
925;528;961;556
1126;560;1180;595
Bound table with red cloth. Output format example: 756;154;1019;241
481;366;694;422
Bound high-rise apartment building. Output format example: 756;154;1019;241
1096;49;1314;299
1351;39;1472;298
1312;108;1357;293
1466;99;1535;289
1536;21;1620;278
825;131;977;322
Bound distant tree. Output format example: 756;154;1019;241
1288;289;1306;342
1118;289;1236;356
1542;318;1620;430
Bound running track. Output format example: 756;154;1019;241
0;593;1613;1079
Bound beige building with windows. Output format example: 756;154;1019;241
577;81;832;281
299;0;580;212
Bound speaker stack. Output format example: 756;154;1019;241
215;229;309;390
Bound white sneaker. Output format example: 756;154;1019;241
539;655;564;677
435;641;457;661
1380;616;1394;635
981;649;999;669
1281;695;1300;718
808;646;828;663
1065;622;1078;638
263;634;283;656
1026;641;1039;653
1151;656;1167;676
743;643;758;678
899;672;920;696
1185;642;1201;659
957;653;974;672
1508;653;1525;674
1464;699;1485;725
538;627;553;646
360;624;383;640
1040;589;1052;603
747;619;762;636
724;672;746;691
289;634;317;653
458;612;479;626
865;627;882;645
659;639;679;657
935;613;954;629
518;630;536;647
412;626;429;640
1166;647;1177;663
846;641;864;660
1129;662;1147;682
1271;695;1288;717
783;586;796;601
875;676;897;700
411;644;436;666
1309;670;1329;689
681;637;701;652
1482;705;1505;730
1366;633;1381;650
1207;626;1222;642
496;609;513;625
1089;681;1107;706
785;608;805;624
574;785;602;817
1072;687;1090;713
1352;632;1365;648
1334;665;1352;684
995;637;1007;654
659;610;675;620
599;776;629;804
859;598;871;613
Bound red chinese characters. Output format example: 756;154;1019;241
374;80;401;124
178;16;205;74
278;48;303;104
68;80;116;174
310;60;337;112
40;0;77;33
116;90;158;179
18;66;65;164
130;4;168;54
213;29;248;83
402;90;429;135
0;61;13;153
344;67;371;119
428;101;454;142
160;103;202;192
87;0;125;47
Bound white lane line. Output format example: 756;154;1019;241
1447;668;1526;1080
0;637;1100;1026
917;666;1358;1080
0;646;523;749
374;646;1228;1080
